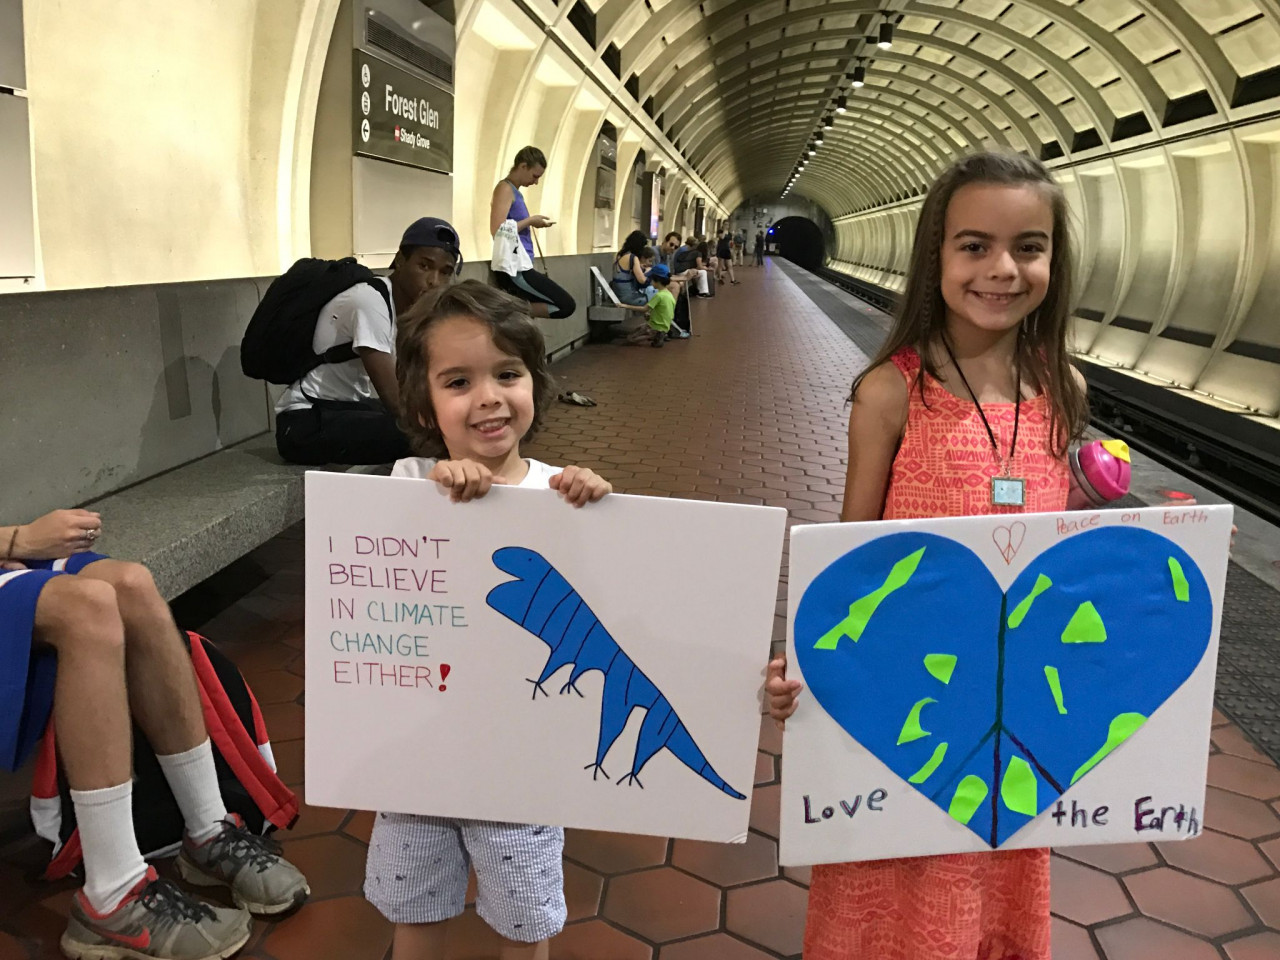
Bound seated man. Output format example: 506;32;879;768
673;238;711;297
275;217;461;466
1;509;309;959
625;265;677;347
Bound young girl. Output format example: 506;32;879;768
766;151;1090;960
365;279;611;960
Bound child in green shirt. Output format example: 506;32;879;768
627;265;676;347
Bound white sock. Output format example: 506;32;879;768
71;781;149;914
155;739;228;844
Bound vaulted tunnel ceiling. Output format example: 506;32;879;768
587;0;1280;217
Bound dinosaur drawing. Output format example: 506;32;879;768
486;547;745;800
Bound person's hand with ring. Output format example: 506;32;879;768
7;509;103;559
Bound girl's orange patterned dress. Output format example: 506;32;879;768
803;347;1069;960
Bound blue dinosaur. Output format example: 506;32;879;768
486;547;745;800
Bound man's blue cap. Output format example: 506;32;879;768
649;264;671;281
400;217;462;263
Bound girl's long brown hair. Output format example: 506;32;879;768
850;150;1089;456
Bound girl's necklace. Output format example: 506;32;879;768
940;334;1026;507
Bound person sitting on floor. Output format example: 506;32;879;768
275;217;462;466
626;265;677;348
0;508;309;960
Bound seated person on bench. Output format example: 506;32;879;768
611;231;658;307
275;218;460;466
1;509;308;959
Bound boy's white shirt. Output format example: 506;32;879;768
391;456;560;488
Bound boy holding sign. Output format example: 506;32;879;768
363;281;610;960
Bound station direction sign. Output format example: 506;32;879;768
353;51;453;174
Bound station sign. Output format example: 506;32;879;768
353;51;453;174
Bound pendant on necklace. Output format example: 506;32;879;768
991;476;1026;507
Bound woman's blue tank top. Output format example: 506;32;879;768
505;181;535;259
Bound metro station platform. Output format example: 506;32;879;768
2;260;1280;960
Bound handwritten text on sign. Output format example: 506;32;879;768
325;534;460;691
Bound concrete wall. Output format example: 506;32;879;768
0;253;608;522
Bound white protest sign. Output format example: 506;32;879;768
780;505;1232;866
304;471;786;843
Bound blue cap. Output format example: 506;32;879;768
649;264;671;281
400;217;462;263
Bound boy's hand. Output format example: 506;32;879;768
549;466;611;508
428;460;507;502
766;656;803;730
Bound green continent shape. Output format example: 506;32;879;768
814;547;926;650
1044;666;1067;714
897;698;937;745
1070;712;1147;785
907;742;949;784
1000;757;1038;816
948;775;989;825
924;654;957;685
1061;601;1107;644
1168;557;1190;602
1008;573;1053;629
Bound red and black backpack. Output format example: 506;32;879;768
31;631;299;879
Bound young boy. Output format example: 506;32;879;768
626;265;677;347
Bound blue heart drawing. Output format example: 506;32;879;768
794;526;1213;847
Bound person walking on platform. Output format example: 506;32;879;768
753;231;765;266
274;217;462;466
0;509;310;960
490;146;576;321
715;231;741;286
733;229;746;266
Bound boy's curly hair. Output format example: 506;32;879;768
396;280;556;458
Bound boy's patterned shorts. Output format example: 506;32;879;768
364;813;566;942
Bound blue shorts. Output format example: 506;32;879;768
364;813;566;941
0;553;108;771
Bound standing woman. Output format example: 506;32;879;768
490;145;577;320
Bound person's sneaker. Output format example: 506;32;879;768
61;867;250;960
177;817;309;916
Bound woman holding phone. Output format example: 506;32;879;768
490;146;577;320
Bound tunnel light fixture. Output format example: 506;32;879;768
853;64;867;87
836;95;848;113
815;131;824;144
823;115;834;129
878;21;894;48
808;144;817;155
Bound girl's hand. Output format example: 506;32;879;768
12;509;102;559
1160;496;1238;552
530;215;554;229
1;561;27;572
766;656;803;730
428;460;507;502
549;466;611;508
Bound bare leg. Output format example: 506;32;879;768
33;577;131;789
499;939;549;960
78;560;204;756
391;921;447;960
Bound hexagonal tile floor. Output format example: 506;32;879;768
2;260;1278;959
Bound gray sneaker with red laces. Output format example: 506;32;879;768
61;866;250;960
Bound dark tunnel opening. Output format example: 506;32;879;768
771;216;826;272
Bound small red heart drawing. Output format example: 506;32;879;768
992;522;1026;565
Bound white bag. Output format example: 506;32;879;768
491;219;533;276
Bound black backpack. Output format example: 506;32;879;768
240;257;394;385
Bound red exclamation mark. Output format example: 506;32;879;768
438;664;451;692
